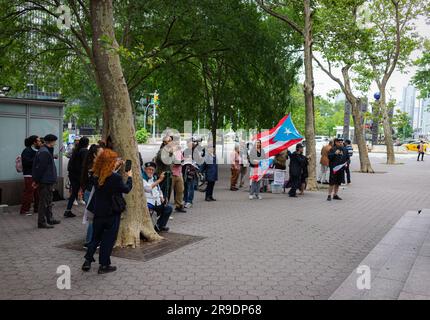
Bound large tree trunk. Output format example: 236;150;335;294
343;100;351;140
379;88;396;164
346;94;374;173
90;0;161;247
303;0;317;191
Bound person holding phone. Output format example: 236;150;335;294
171;139;186;213
142;162;172;232
82;149;133;274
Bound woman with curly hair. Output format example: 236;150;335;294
82;149;133;274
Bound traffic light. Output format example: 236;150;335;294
154;92;159;105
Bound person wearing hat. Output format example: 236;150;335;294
32;134;61;228
287;143;307;198
142;161;172;232
327;138;349;201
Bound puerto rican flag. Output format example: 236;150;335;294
249;158;274;182
254;114;303;157
333;162;347;174
249;114;303;181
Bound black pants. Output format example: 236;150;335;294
66;176;80;210
153;204;173;228
160;173;172;203
37;183;54;225
206;181;215;199
85;214;120;266
288;175;301;196
418;152;424;161
345;166;351;183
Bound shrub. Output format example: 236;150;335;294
63;131;69;143
135;128;149;144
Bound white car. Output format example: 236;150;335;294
315;136;329;143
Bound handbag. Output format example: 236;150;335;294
112;193;126;213
83;187;95;224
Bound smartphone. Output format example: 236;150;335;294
125;159;132;172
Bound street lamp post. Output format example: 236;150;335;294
373;92;381;145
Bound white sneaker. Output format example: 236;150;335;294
79;200;86;205
256;195;263;200
249;195;254;200
73;200;78;206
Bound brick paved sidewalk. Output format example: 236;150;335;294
1;155;429;300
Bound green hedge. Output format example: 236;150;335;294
135;128;149;144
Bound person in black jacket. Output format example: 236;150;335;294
81;144;103;248
82;149;133;274
299;155;309;195
201;146;218;201
327;138;349;201
20;135;42;215
32;134;60;228
287;143;307;198
64;136;89;218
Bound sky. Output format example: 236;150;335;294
309;15;430;105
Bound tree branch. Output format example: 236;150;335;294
255;0;304;37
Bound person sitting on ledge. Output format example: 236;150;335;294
142;161;172;233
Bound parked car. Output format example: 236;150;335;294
395;139;415;146
403;141;429;152
315;136;329;143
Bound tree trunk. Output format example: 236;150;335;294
346;94;374;173
102;106;110;140
379;87;396;164
90;0;161;247
95;116;100;134
343;100;351;140
303;0;317;191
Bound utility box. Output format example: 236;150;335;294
0;97;65;205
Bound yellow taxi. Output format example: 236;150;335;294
403;141;429;152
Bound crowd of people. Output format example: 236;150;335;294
17;132;353;273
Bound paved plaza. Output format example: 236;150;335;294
1;153;429;300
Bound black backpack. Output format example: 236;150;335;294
185;164;197;180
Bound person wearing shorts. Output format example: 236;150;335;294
327;138;349;201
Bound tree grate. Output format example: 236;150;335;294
57;232;206;262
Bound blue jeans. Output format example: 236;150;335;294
84;190;93;244
183;179;195;204
250;181;260;196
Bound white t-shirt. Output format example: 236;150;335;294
143;176;164;206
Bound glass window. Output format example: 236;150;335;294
30;105;61;117
0;117;26;181
0;103;26;114
30;118;62;175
